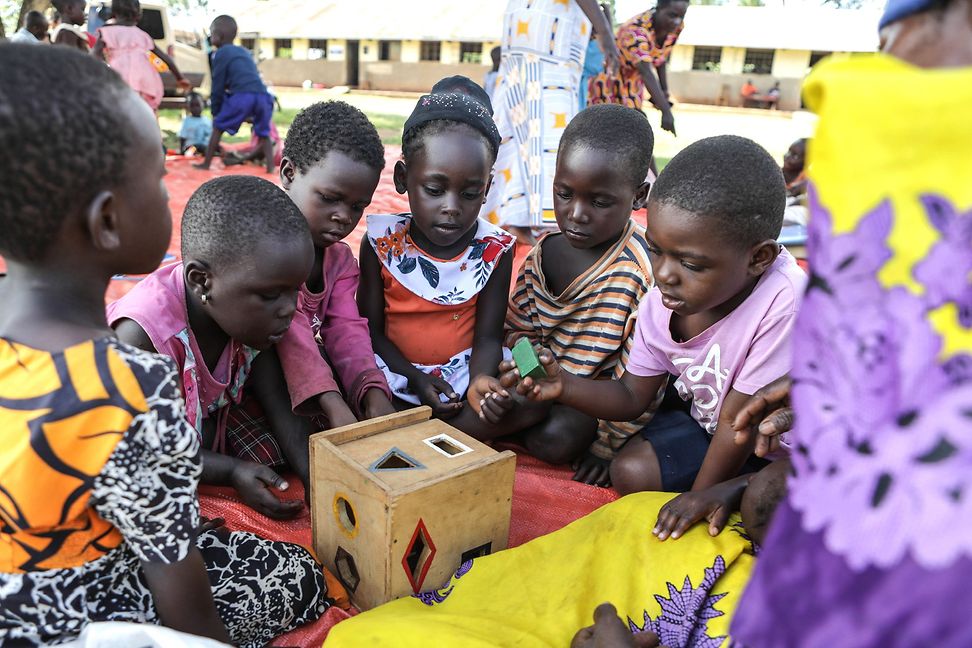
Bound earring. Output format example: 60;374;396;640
201;293;209;304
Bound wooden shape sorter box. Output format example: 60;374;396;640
310;407;516;610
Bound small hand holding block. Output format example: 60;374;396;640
512;338;547;380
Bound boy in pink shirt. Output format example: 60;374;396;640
275;101;395;425
494;135;807;495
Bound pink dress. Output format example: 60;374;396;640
98;24;163;111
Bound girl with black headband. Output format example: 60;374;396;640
357;92;516;434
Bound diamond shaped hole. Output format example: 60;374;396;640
402;519;437;592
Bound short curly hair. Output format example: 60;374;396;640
181;176;310;269
0;44;135;262
650;135;786;248
283;101;385;174
558;104;654;188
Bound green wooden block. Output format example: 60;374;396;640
512;337;547;379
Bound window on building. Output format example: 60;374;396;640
240;37;256;53
420;41;441;62
379;40;392;61
308;38;328;60
743;49;775;75
275;38;292;59
460;42;482;64
691;46;722;72
809;51;830;68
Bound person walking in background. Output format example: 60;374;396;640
484;0;620;246
589;0;688;136
93;0;191;113
9;11;49;44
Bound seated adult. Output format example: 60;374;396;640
740;79;759;107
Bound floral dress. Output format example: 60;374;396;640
366;214;515;404
0;337;331;647
588;10;683;110
730;55;972;647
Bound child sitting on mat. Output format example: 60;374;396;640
179;91;213;154
358;91;515;434
493;135;808;495
0;45;330;647
194;15;275;173
109;176;322;520
468;104;658;488
275;101;395;427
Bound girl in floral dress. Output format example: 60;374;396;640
358;92;515;434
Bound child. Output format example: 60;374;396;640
275;100;395;426
358;92;515;433
783;137;808;196
0;44;328;647
468;104;659;488
108;176;322;520
93;0;190;113
497;135;808;495
179;91;213;154
224;118;282;168
195;15;275;173
51;0;90;51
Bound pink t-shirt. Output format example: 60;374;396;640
626;248;807;434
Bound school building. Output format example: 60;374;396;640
230;1;880;111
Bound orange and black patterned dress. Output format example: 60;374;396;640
0;337;329;646
587;10;683;110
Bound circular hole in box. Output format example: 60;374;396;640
335;496;357;534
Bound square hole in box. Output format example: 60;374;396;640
423;434;472;458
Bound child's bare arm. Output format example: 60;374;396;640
151;45;190;88
113;317;158;353
691;388;758;492
502;348;665;422
142;551;230;643
92;36;107;62
467;249;514;382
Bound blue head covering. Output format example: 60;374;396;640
879;0;937;29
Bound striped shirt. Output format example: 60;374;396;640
506;220;662;459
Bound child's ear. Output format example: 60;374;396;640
483;173;494;204
393;160;408;195
85;190;122;252
748;240;781;275
632;181;651;211
184;260;214;300
279;157;296;189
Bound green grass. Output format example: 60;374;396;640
157;106;406;151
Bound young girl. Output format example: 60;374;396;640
93;0;190;113
108;175;323;520
276;101;395;428
497;135;808;495
0;44;327;647
358;91;515;432
51;0;90;51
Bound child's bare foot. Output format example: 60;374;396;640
192;162;211;170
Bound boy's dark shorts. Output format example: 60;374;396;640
639;378;769;492
214;92;274;137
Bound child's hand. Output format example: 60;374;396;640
732;375;792;457
499;347;564;402
572;452;612;488
177;78;193;93
409;373;463;418
319;391;358;430
652;478;746;541
468;374;514;424
361;389;396;420
229;462;304;519
571;603;660;648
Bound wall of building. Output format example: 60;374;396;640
771;49;812;78
359;61;491;92
258;59;348;87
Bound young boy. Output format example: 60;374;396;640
469;104;658;487
275;100;396;427
0;44;326;647
179;91;213;154
498;135;807;495
194;15;274;172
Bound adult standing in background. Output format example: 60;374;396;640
9;11;49;44
589;0;688;136
484;0;620;246
578;3;613;111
